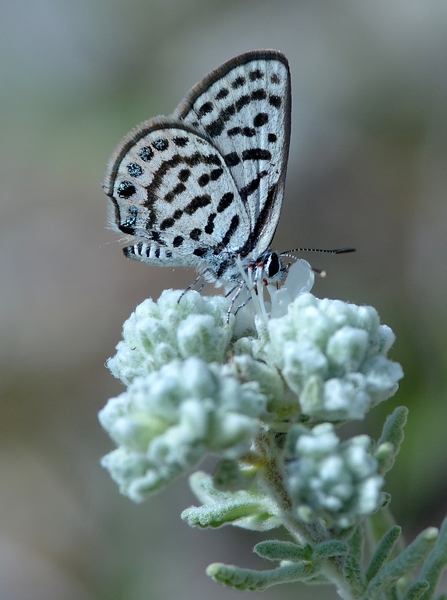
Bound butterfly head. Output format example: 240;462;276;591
246;248;288;289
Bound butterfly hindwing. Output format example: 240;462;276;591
106;119;251;266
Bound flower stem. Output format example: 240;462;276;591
255;428;357;599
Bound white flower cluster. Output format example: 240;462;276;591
99;357;267;501
243;293;404;421
286;423;383;528
100;262;402;516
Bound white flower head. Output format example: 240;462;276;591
286;423;383;527
250;294;403;421
99;357;267;502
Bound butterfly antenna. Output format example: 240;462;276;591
281;247;356;255
280;247;355;278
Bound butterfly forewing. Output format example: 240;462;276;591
174;50;291;254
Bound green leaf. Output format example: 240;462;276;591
254;540;313;562
375;407;408;475
348;525;364;562
313;540;349;559
182;503;267;528
343;554;366;597
206;561;321;591
401;581;430;600
366;526;402;581
363;527;438;600
183;471;281;531
418;515;447;600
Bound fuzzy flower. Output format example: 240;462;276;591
99;357;267;502
107;289;236;386
245;293;404;421
286;423;383;528
101;260;403;503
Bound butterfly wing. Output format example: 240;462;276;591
174;50;291;255
105;118;252;271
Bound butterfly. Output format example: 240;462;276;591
104;50;353;301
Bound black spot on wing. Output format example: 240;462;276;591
202;154;222;166
117;181;136;198
228;127;256;138
269;95;282;108
239;170;269;202
153;138;169;151
140;146;153;161
164;182;186;202
235;95;250;112
253;113;268;127
150;230;163;244
249;69;264;81
120;205;138;234
184;194;212;215
127;163;143;177
204;213;216;234
178;169;191;182
216;87;229;100
198;173;210;187
205;119;224;138
173;136;189;147
213;214;240;253
217;192;234;213
251;89;267;101
242;149;271;161
232;76;245;89
160;217;175;230
224;152;240;167
197;101;213;118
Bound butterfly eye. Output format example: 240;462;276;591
266;252;280;278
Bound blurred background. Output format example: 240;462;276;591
1;1;447;598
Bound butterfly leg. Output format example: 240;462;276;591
178;273;206;303
233;294;253;317
226;280;246;322
225;284;238;298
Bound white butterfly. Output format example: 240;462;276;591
104;50;353;300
